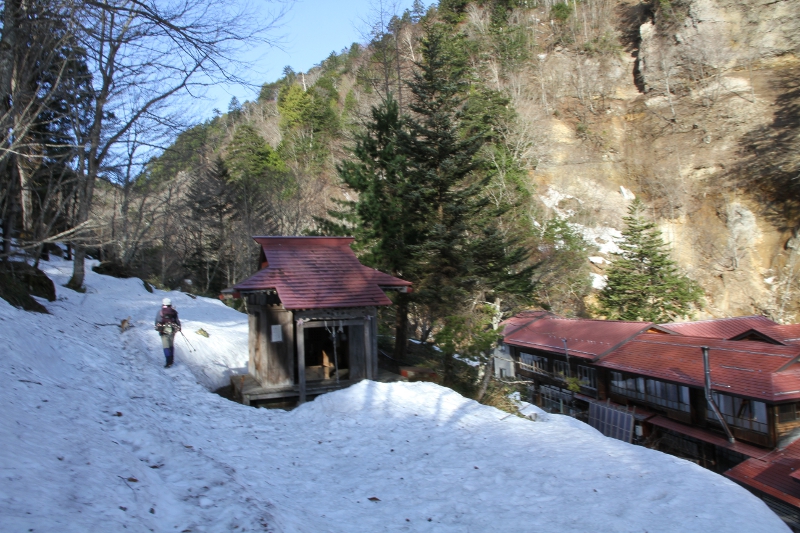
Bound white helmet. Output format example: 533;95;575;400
162;297;172;306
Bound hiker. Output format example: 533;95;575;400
155;298;181;368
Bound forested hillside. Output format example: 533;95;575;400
3;0;799;339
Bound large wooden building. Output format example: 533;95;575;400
499;313;800;530
226;236;410;405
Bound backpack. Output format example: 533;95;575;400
158;307;180;334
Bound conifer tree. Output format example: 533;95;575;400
327;23;533;373
598;200;703;323
326;95;420;360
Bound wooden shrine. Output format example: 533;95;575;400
224;236;411;405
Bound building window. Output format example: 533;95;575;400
779;403;799;423
553;360;569;379
540;384;573;413
519;352;547;375
610;371;690;412
708;392;768;434
577;365;596;390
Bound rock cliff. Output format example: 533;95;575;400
530;0;799;320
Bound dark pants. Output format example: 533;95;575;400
161;333;175;366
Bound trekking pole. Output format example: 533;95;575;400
180;330;196;352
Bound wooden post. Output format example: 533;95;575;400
364;316;372;380
370;311;378;380
297;319;306;404
259;305;268;383
248;310;258;377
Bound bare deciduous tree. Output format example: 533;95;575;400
64;0;288;289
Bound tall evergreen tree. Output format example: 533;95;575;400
403;24;487;320
325;95;420;361
598;200;703;322
327;23;532;376
186;157;234;294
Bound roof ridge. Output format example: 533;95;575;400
660;315;772;326
543;317;653;325
632;335;799;356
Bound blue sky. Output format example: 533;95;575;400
204;0;421;116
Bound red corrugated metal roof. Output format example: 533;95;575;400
232;237;411;310
726;438;800;508
649;415;770;458
503;317;653;360
733;324;800;346
774;325;800;345
598;334;800;401
727;457;800;508
499;310;554;336
658;315;778;339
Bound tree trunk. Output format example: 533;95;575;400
67;148;97;290
1;156;17;260
0;1;21;261
442;351;454;384
393;293;409;361
69;245;86;289
475;357;494;403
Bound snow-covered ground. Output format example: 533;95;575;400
0;256;789;532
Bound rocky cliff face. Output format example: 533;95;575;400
530;0;800;321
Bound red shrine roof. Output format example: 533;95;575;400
503;316;653;361
232;237;411;310
598;334;800;402
658;315;778;340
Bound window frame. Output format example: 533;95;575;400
553;359;569;379
519;352;548;375
609;371;690;413
708;392;768;434
577;365;597;390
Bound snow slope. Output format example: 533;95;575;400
0;256;789;532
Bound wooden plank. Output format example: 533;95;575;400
248;311;257;377
297;320;306;404
259;306;269;384
295;308;370;321
301;319;366;327
246;390;300;401
265;307;294;387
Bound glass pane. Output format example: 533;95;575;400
754;402;767;424
667;383;678;403
680;386;690;405
721;394;733;416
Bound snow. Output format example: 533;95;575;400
538;186;623;258
0;256;789;532
540;187;581;218
620;186;636;201
579;225;623;255
591;272;609;290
